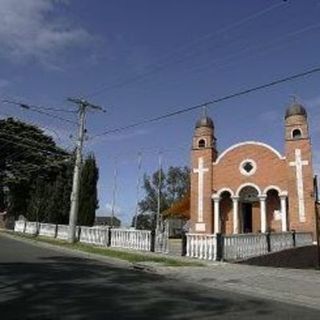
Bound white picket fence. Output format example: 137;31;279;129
186;233;217;260
111;229;151;251
79;226;109;246
39;223;57;238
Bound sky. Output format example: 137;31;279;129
0;0;320;225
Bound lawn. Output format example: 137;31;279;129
4;231;204;267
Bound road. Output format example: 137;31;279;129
0;233;319;320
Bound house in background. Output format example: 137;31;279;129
94;216;121;227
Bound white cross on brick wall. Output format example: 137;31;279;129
193;157;208;223
289;149;309;222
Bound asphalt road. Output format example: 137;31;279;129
0;234;319;320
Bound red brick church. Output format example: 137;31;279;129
190;102;316;237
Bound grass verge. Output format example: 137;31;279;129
3;231;204;267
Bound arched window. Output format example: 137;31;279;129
292;128;302;139
198;139;206;148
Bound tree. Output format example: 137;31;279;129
0;158;5;212
135;166;190;229
0;118;69;219
78;154;99;226
131;213;152;230
0;118;100;226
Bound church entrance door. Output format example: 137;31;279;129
239;186;260;233
242;203;252;233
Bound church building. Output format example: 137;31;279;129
190;102;316;237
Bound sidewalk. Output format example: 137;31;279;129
154;263;320;311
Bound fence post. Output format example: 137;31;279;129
216;233;223;261
266;232;271;252
181;231;187;256
107;228;112;247
150;229;156;252
35;222;39;236
292;229;296;247
78;227;82;242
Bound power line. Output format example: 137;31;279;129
4;155;73;178
91;65;320;139
2;99;77;113
0;131;67;155
97;18;320;104
2;100;78;125
0;136;69;158
0;125;69;156
150;20;320;93
84;1;287;98
4;144;69;164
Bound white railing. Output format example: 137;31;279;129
223;233;268;260
56;224;70;240
295;232;313;247
186;233;217;260
110;229;151;251
14;219;315;260
270;232;294;252
56;225;81;241
39;223;57;238
14;220;26;233
25;222;39;235
79;226;109;246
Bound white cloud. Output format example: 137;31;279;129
0;0;93;66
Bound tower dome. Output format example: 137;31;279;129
195;115;214;129
285;102;307;119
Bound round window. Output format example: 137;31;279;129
239;159;257;176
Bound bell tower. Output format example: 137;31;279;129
284;101;315;235
190;109;217;233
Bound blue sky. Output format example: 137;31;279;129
1;0;320;225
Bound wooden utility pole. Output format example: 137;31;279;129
156;151;163;230
134;152;142;229
314;175;320;268
68;98;104;243
110;164;118;228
